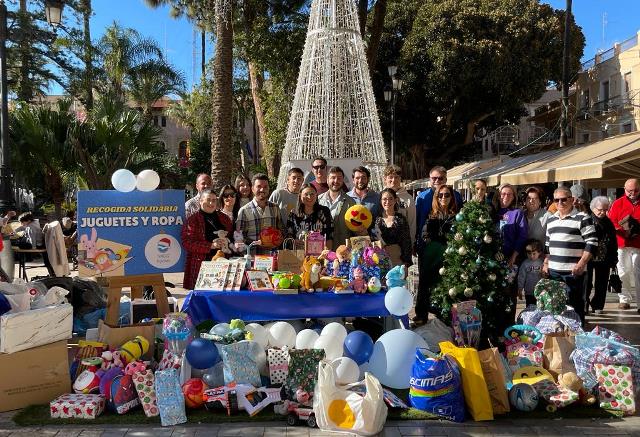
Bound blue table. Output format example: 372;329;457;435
182;290;399;325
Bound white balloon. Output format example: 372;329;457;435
211;322;230;336
245;323;268;349
314;334;343;360
269;321;296;348
111;169;136;192
331;356;360;385
136;169;160;192
321;322;348;344
296;329;320;349
384;286;414;316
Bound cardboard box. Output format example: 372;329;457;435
0;304;73;354
50;393;105;419
97;320;155;360
130;297;177;324
0;340;71;412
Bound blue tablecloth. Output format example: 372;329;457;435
182;290;394;325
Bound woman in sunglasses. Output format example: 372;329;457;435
415;185;458;325
219;184;239;223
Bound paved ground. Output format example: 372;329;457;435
2;259;640;435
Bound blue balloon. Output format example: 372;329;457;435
343;330;374;365
186;338;220;369
367;329;428;389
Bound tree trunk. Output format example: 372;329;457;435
210;8;234;190
17;0;31;101
248;62;272;175
357;0;368;38
82;0;94;110
201;30;206;78
366;0;387;71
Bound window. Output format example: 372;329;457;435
623;123;633;134
624;72;631;94
582;133;590;144
581;89;590;110
161;116;167;127
153;116;158;126
601;81;610;110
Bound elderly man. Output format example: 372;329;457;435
185;173;213;219
236;173;283;254
383;164;416;244
318;166;356;249
269;167;304;223
543;186;598;324
310;157;329;194
607;178;640;310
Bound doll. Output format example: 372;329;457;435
349;267;367;294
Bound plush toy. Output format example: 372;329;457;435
385;265;406;288
344;204;373;233
214;230;232;254
368;276;381;293
363;246;391;277
558;371;596;405
73;357;103;394
124;360;147;375
211;250;226;261
118;336;150;365
332;245;351;277
350;267;367;294
233;230;246;253
301;256;322;292
101;350;125;370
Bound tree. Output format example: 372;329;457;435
373;0;585;167
431;201;510;341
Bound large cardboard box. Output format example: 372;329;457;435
0;304;73;354
0;340;71;412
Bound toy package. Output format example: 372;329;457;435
451;300;482;349
268;347;290;385
155;369;187;426
109;374;140;414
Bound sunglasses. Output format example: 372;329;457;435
554;197;570;203
438;192;451;199
431;176;445;181
222;192;235;198
312;165;326;170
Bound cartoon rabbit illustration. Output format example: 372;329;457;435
80;227;98;259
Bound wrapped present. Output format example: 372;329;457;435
221;341;261;387
133;370;159;417
285;348;325;400
533;279;568;315
267;347;290;385
532;379;578;409
506;342;543;372
595;364;636;415
155;369;187;426
50;393;105;419
158;349;182;371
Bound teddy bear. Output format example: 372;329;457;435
233;230;246;253
301;256;322;292
558;371;596;405
350;266;368;294
215;230;232;254
332;245;351;277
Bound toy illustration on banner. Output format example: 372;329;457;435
344;204;372;233
111;169;137;192
136;170;161;192
78;227;133;275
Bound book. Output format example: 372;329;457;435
232;259;246;290
225;262;238;290
195;260;231;291
245;270;273;291
253;255;276;272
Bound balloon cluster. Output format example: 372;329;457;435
111;168;160;192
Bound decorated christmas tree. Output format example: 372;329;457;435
431;200;510;340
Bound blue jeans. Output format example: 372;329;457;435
549;270;586;325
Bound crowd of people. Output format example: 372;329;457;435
177;162;640;326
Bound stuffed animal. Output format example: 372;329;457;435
368;276;381;293
233;230;246;253
350;267;367;294
211;250;226;261
101;350;124;370
301;256;322;292
385;265;406;288
214;230;232;254
332;245;351;277
558;371;596;405
344;204;373;233
118;335;150;365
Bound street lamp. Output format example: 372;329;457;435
383;65;402;166
0;0;12;209
45;0;65;27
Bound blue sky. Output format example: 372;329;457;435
49;0;640;94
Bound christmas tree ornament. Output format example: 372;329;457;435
487;296;494;302
458;246;468;255
455;212;464;222
439;267;446;275
454;232;463;241
483;234;492;244
479;217;487;224
495;252;505;262
464;287;473;297
475;256;482;265
474;237;482;245
448;288;457;298
461;272;468;280
488;260;497;268
488;273;497;282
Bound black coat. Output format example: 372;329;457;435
591;213;618;267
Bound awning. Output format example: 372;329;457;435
406;156;506;190
500;131;640;186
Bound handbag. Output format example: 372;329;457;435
277;238;305;273
608;268;622;294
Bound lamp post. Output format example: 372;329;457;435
384;66;402;166
45;0;65;27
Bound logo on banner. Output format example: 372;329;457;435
145;234;181;268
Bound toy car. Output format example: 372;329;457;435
286;404;316;428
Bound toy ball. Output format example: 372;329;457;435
343;330;374;365
182;378;208;408
259;227;284;249
344;204;373;233
509;383;539;412
119;335;150;364
291;274;302;288
279;276;292;289
186;338;220;369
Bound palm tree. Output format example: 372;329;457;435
128;59;186;118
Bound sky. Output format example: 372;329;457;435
47;0;640;95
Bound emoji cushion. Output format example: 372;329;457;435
512;366;554;385
344;205;372;233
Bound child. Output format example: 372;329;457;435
518;239;544;307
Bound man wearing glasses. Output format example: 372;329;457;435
310;157;329;194
607;178;640;310
543;186;598;324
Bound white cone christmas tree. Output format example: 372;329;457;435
277;0;387;188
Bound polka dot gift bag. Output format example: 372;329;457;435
595;364;636;415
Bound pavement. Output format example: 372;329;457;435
2;259;640;436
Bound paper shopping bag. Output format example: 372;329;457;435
478;347;510;415
440;341;494;421
277;238;305;273
543;333;576;379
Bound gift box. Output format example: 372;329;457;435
268;347;290;385
133;370;159;417
595;364;636;415
0;304;72;353
50;393;105;419
155;369;187;426
533;379;578;408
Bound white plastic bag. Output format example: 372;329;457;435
314;361;387;436
413;318;454;353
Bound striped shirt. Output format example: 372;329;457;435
545;208;598;273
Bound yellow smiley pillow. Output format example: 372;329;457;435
344;204;372;233
512;366;554;385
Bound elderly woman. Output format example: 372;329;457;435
181;189;233;290
586;196;618;314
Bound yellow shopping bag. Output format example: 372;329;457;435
439;341;494;421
